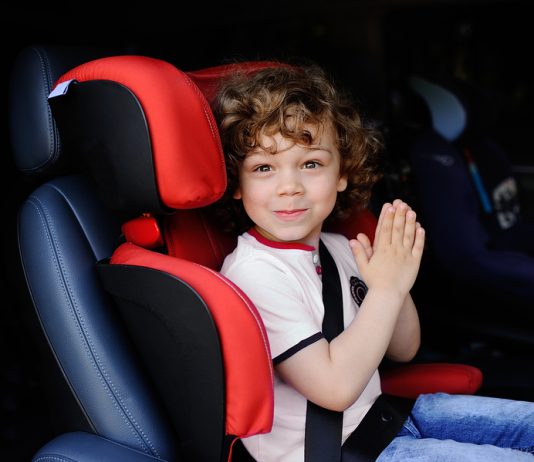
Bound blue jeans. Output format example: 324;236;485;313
376;393;534;461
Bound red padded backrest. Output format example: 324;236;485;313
187;61;285;104
162;210;237;270
326;209;378;244
162;207;379;269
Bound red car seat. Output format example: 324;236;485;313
20;53;482;461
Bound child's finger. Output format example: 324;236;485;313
375;205;395;246
356;233;373;259
403;210;417;248
411;226;426;260
374;202;391;246
392;203;408;245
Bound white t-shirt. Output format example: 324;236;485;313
220;230;382;462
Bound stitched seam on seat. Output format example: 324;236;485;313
40;186;162;457
30;194;155;454
32;456;77;462
182;73;226;183
28;193;158;457
31;46;61;170
183;73;218;143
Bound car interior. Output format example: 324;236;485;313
2;1;533;461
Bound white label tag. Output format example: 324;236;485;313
48;79;75;99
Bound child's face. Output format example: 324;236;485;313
233;123;347;247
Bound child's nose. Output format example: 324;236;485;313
276;170;303;196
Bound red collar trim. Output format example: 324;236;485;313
247;228;315;251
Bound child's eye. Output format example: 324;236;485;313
254;164;272;172
303;161;320;169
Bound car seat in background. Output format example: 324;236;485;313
406;75;534;346
13;50;483;462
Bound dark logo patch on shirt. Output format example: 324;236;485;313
350;276;368;306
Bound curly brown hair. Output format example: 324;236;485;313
211;62;383;234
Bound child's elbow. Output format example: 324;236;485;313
315;383;364;412
315;396;353;413
328;398;354;413
388;336;421;363
406;335;421;361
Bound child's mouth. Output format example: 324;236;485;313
274;209;308;220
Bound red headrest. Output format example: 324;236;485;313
55;55;226;210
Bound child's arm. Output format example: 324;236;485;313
354;201;421;362
276;201;425;412
385;293;420;362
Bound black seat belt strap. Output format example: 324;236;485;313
304;239;415;462
304;239;344;462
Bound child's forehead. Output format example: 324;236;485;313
248;124;337;156
266;120;334;143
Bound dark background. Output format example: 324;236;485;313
2;0;533;459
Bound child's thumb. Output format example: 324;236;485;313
349;239;368;269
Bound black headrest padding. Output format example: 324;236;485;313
8;45;120;176
49;80;166;217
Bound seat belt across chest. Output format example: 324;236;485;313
304;239;414;462
304;240;345;462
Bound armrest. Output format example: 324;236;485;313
380;363;483;399
32;432;167;462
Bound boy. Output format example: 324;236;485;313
215;63;534;461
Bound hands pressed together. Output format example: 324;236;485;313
349;199;425;299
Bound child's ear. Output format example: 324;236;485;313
233;188;242;200
337;175;348;192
